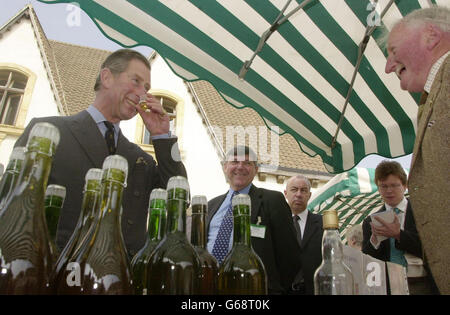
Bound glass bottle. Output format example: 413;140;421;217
44;184;66;259
78;155;132;294
314;210;354;295
146;176;201;294
218;194;267;295
131;188;167;295
191;195;218;294
0;146;26;212
51;168;102;293
0;122;60;294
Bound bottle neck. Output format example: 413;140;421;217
0;169;21;207
148;205;167;241
321;228;344;262
99;180;125;222
166;198;188;234
190;210;206;248
17;151;53;203
232;213;251;247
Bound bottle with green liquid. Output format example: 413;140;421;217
51;168;102;293
0;122;60;294
218;194;267;295
44;184;66;259
190;195;218;294
0;146;26;212
78;155;132;294
131;188;167;295
146;176;201;294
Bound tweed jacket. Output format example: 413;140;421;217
408;54;450;294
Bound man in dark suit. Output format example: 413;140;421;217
362;160;437;294
384;7;449;294
284;175;323;295
206;145;301;294
14;49;186;258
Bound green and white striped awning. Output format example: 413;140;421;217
40;0;448;172
308;167;409;240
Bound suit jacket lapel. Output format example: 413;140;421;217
301;211;320;248
66;110;108;167
249;184;262;223
116;131;140;180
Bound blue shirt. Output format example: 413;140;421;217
207;183;252;254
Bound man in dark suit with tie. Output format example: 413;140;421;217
362;160;437;294
284;175;323;295
206;145;301;294
384;7;449;294
14;49;187;258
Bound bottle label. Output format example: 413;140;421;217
250;224;266;238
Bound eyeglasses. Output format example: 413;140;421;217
378;183;403;191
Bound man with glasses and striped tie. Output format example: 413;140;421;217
362;160;437;294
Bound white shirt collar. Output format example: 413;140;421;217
293;208;309;223
385;197;408;213
424;51;450;93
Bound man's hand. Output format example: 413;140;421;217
136;93;170;136
370;215;401;241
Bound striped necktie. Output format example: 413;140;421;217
104;121;116;155
211;191;239;264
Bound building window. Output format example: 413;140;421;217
0;70;27;125
142;95;177;145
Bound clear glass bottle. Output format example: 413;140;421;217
131;188;167;295
191;195;218;294
44;184;66;259
314;210;354;295
51;168;102;293
146;176;201;294
0;146;26;212
0;122;60;294
218;194;267;295
78;155;132;294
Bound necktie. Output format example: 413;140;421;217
211;191;239;264
293;215;302;246
104;121;116;155
389;208;407;268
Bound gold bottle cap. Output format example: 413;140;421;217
322;210;339;229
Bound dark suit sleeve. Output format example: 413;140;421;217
152;137;187;188
14;118;40;147
263;191;302;294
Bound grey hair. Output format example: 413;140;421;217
398;6;450;33
378;6;450;52
286;174;311;191
346;224;363;247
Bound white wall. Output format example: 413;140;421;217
0;19;60;166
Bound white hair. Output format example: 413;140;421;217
400;6;450;33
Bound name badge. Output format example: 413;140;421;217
251;224;266;238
